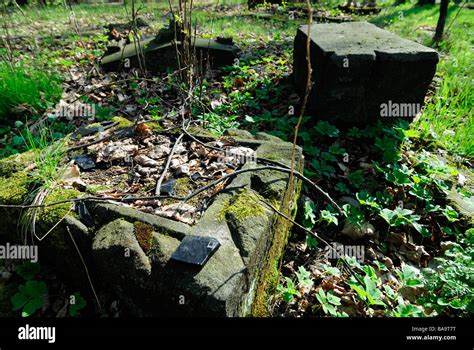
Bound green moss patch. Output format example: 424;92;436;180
0;152;34;177
218;189;266;222
0;172;30;205
112;116;134;128
147;122;163;133
38;188;81;227
161;177;200;207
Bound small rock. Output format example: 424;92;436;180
160;179;177;195
70;154;96;170
136;165;159;176
62;164;81;179
173;164;190;176
399;285;424;303
341;220;376;240
170;158;180;167
148;143;171;159
96;140;138;163
339;196;360;208
0;270;11;282
174;143;187;155
72;179;87;192
366;247;377;260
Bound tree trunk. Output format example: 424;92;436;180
433;0;449;43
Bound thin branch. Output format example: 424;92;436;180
288;0;313;200
155;133;184;195
66;226;102;312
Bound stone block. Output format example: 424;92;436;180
293;22;438;124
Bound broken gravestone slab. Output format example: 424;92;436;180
0;131;303;317
293;22;439;125
101;21;239;73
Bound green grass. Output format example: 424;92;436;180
0;62;62;124
372;3;473;157
21;126;67;189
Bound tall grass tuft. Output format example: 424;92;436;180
0;63;62;123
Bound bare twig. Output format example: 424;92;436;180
66;226;101;312
288;0;313;201
155;133;184;195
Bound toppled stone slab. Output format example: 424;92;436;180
0;131;303;317
293;22;439;124
101;21;239;73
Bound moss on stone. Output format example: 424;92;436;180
186;126;214;138
38;188;81;227
86;184;110;195
218;189;266;222
134;221;154;254
0;152;34;177
112;116;134;128
251;147;304;316
147;122;163;133
0;172;30;205
161;177;199;207
88;122;102;128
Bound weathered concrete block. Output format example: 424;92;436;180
0;132;303;317
293;22;438;124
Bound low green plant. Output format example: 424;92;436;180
11;280;48;317
302;200;316;230
342;204;365;229
396;263;425;288
69;292;87;317
0;63;62;123
347;169;365;189
419;238;474;316
21;126;68;188
197;112;239;135
277;277;301;303
379;207;430;237
347;274;386;309
313;121;339;138
295;266;314;291
318;207;339;226
15;262;40;281
315;289;347;317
